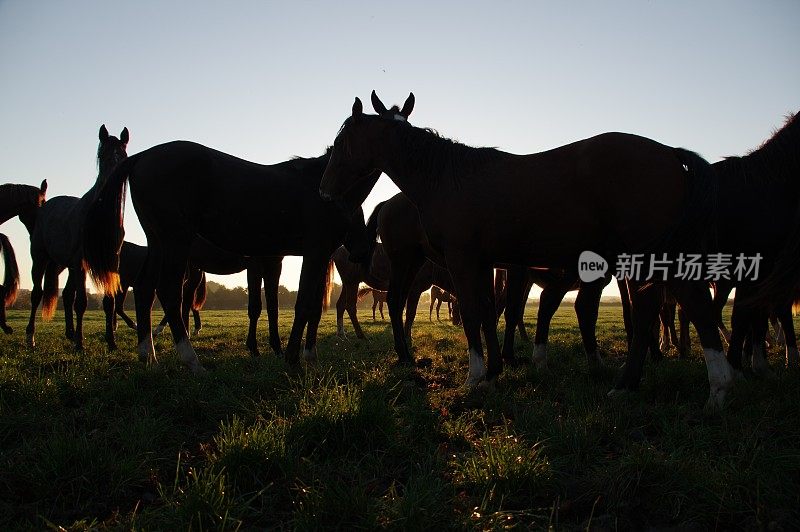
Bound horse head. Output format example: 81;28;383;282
97;124;129;185
320;91;414;201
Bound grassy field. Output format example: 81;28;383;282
1;303;799;530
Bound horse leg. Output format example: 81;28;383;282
403;282;427;347
449;259;499;386
517;275;534;342
62;272;76;341
749;310;774;379
532;283;569;369
346;283;366;339
302;267;328;362
246;266;263;357
71;268;87;350
387;256;424;365
575;278;604;366
134;248;160;365
263;258;283;357
678;305;690;359
611;282;661;394
658;298;677;351
727;293;756;374
379;300;385;320
774;303;798;368
373;298;378;320
25;258;48;348
103;294;117;350
769;314;785;349
617;278;633;350
670;281;733;413
158;252;203;373
285;257;325;365
500;266;526;365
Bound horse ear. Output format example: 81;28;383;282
99;124;109;142
40;179;47;194
120;127;129;144
352;97;363;118
400;92;415;119
371;90;388;115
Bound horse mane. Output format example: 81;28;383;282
391;121;503;188
722;112;800;185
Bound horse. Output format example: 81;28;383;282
371;289;387;320
26;126;128;349
430;285;455;321
0;180;47;334
83;137;379;371
332;243;390;338
321;91;733;411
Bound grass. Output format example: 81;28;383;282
1;304;799;530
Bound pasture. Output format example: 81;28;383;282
1;303;799;530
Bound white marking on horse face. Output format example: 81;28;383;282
532;343;548;369
702;348;734;412
393;114;406;122
137;336;155;364
465;348;485;387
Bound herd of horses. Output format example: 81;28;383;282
1;93;798;414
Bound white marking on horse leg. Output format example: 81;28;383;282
703;348;734;413
303;347;318;362
465;348;485;388
137;336;156;365
26;332;35;348
176;337;205;374
532;343;548;369
750;344;774;379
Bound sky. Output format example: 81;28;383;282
0;1;798;299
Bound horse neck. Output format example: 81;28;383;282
373;126;440;214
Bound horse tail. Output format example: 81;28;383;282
357;286;373;302
82;155;135;296
41;262;59;320
193;272;207;311
652;149;718;255
0;234;19;307
322;259;335;312
364;200;386;259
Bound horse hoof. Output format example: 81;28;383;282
193;327;202;336
249;348;261;358
302;348;318;362
1;325;12;335
190;363;207;375
607;388;628;398
26;334;35;348
476;378;496;393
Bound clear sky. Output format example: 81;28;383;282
0;1;797;298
